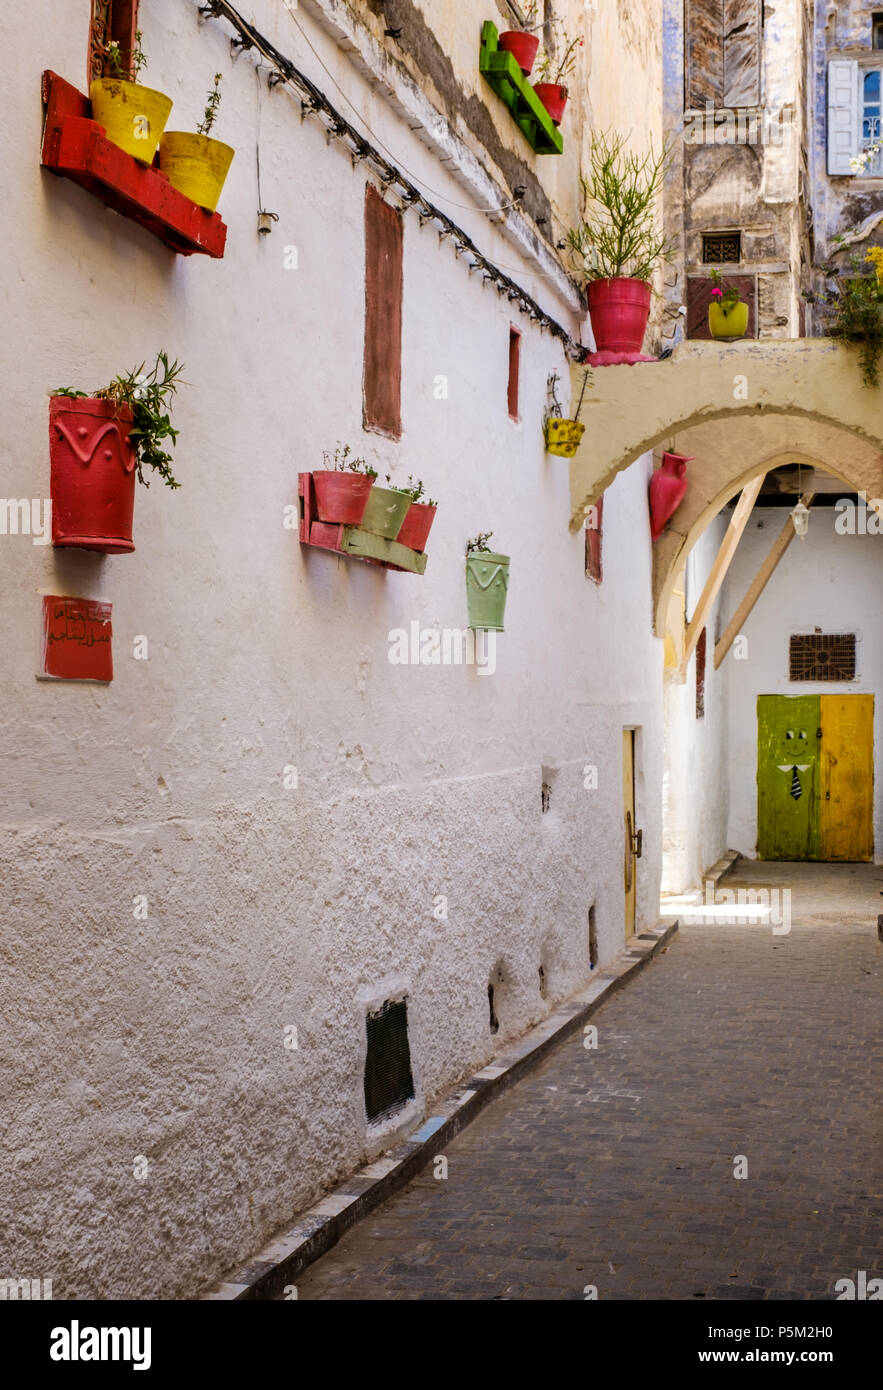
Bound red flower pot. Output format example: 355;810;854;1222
396;502;437;553
533;82;569;125
587;278;652;354
312;470;374;525
50;396;136;552
649;452;693;541
498;31;540;75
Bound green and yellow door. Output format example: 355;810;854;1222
757;695;874;861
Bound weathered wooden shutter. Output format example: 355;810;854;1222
723;0;761;107
827;59;859;175
363;184;403;438
686;0;761;108
686;0;725;107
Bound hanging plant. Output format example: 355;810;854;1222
49;352;184;552
708;269;749;339
396;476;439;553
803;250;883;388
312;443;377;525
498;3;543;75
465;533;510;632
159;73;235;213
533;20;583;126
544;368;592;457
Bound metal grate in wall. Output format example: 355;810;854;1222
702;231;742;264
364;998;415;1123
789;633;856;682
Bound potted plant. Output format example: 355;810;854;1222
465;532;510;632
804;250;883;388
90;29;173;165
708;270;749;339
50;352;183;552
498;4;542;75
159;73;235;213
396;477;438;552
544;369;591;457
312;444;377;525
567;131;674;354
359;472;413;540
533;22;583;126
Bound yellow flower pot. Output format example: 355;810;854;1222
545;417;586;457
159;132;235;212
89;79;173;164
709;301;749;340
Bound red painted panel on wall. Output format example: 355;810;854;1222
40;595;113;682
363;183;403;438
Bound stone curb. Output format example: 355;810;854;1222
705;849;741;888
200;919;679;1301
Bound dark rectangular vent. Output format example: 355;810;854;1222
789;633;856;682
702;231;741;263
364;998;415;1123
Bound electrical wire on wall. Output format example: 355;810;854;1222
194;0;587;358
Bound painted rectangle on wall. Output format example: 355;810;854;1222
820;694;874;862
39;595;112;681
757;694;820;860
363;183;403;439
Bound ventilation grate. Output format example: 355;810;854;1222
702;231;742;264
789;633;856;682
364;998;415;1124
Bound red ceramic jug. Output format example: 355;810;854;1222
649;452;692;541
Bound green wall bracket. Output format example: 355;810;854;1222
341;527;429;574
479;21;563;155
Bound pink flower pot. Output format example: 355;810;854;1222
498;31;540;75
312;470;373;525
587;278;651;354
396;502;437;553
533;82;569;126
649;452;693;542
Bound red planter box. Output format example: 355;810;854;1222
533;82;569;126
50;396;137;553
40;70;227;258
311;470;374;525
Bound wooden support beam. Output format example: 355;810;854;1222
714;492;815;669
680;474;766;675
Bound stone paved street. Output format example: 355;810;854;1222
292;863;883;1300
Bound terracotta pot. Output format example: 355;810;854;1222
587;278;651;354
498;31;540;74
533;82;569;125
396;502;437;553
649;452;693;542
312;470;374;525
50;396;136;552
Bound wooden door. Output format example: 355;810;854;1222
757;695;820;860
623;729;637;939
820;694;874;861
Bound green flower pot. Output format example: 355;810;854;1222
465;551;510;631
359;485;411;540
709;302;749;339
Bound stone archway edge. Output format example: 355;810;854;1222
567;339;883;533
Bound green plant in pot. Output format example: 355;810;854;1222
313;444;377;525
804;249;883;388
159;73;235;212
358;472;414;541
49;352;183;551
533;20;583;126
396;476;439;553
544;368;592;457
465;532;510;632
566;130;675;355
90;29;173;164
708;270;749;339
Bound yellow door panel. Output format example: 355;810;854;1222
820;694;874;861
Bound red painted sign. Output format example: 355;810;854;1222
40;595;113;682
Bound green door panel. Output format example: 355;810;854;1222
757;695;820;860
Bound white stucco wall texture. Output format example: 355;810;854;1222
0;1;665;1295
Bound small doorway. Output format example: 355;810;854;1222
757;694;874;861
